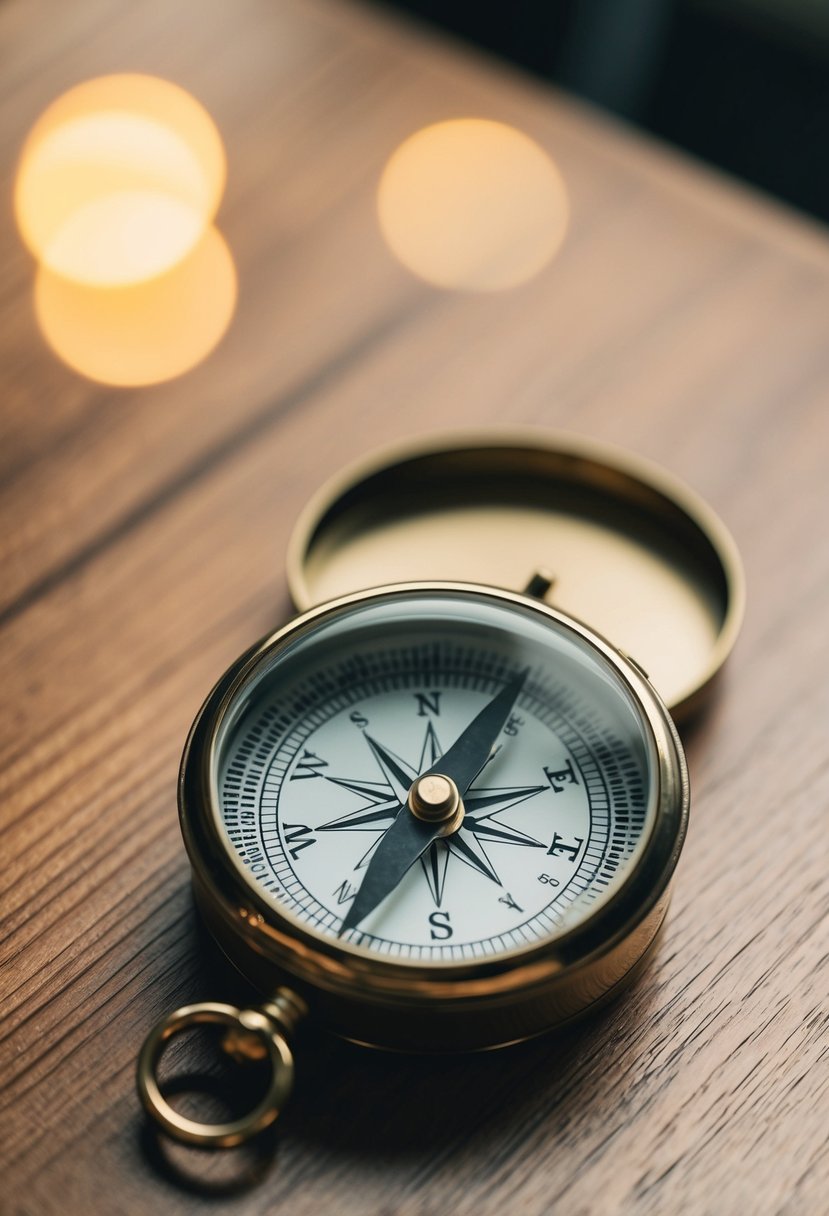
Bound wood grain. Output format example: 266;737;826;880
1;1;828;1213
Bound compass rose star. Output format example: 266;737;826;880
363;734;416;803
418;719;442;771
315;717;547;905
421;839;450;906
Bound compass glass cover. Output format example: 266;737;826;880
213;589;657;965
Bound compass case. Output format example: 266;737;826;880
179;584;688;1053
287;431;744;722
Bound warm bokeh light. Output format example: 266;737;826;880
377;118;568;291
34;226;236;386
15;74;226;287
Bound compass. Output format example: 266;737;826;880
137;433;742;1148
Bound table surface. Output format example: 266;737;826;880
2;1;828;1213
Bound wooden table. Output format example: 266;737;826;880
2;1;828;1212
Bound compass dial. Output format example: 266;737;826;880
214;589;656;964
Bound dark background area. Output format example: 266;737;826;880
386;0;829;224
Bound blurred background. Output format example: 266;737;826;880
4;2;829;1212
8;0;829;392
387;0;829;223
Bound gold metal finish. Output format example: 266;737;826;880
177;580;689;1053
286;430;745;719
408;773;464;834
136;989;303;1147
137;431;742;1140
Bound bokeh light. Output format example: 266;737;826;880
35;226;237;386
377;118;568;291
15;74;226;287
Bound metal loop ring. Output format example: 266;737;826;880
136;1001;295;1148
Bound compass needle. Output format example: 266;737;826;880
336;666;531;932
339;811;436;935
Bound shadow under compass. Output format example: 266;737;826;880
284;962;668;1167
137;890;675;1194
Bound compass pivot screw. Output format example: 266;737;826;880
408;773;464;834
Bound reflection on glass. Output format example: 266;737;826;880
15;74;226;287
377;118;568;292
35;227;236;386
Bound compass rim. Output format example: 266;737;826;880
178;581;688;1035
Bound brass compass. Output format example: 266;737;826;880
137;432;743;1148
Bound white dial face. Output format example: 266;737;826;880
215;590;656;964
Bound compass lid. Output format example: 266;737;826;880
287;431;744;720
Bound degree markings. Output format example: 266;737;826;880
235;666;598;948
266;666;588;948
219;639;647;960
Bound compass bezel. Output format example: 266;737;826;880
180;581;688;1047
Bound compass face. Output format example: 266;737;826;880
213;589;656;964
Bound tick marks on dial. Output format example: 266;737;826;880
221;640;646;956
